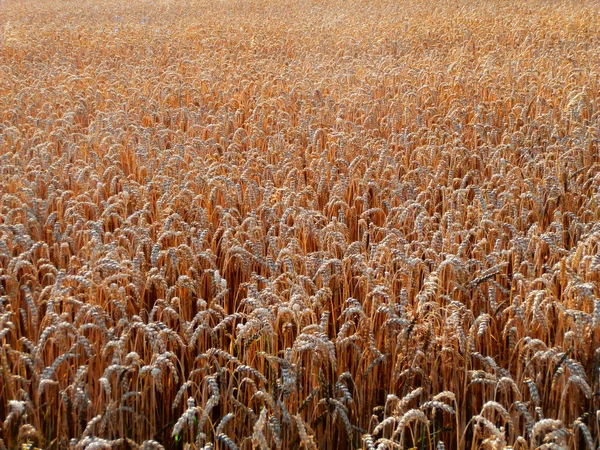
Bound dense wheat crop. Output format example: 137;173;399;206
1;0;600;448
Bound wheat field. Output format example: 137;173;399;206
1;0;600;448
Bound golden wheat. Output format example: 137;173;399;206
1;0;600;449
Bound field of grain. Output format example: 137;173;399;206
1;0;600;448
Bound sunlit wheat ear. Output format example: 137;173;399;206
470;415;504;441
251;407;269;450
173;397;203;438
531;419;566;444
267;415;282;449
195;375;220;441
216;433;238;450
572;416;595;450
140;440;166;450
421;400;455;415
295;415;317;450
480;401;512;425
